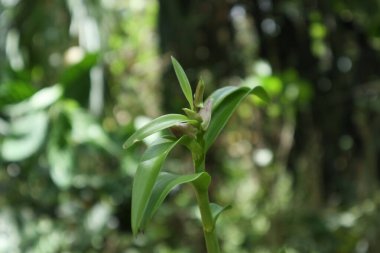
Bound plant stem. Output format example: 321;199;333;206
195;188;220;253
192;149;220;253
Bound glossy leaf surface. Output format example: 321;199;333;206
123;114;192;149
207;86;239;109
140;172;209;230
171;56;193;109
204;85;269;150
131;137;184;234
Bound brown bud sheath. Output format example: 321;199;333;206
199;98;212;131
170;122;197;138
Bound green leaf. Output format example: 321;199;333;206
171;56;193;109
191;170;211;191
204;85;269;150
249;86;270;103
210;203;231;226
207;86;239;109
47;143;74;189
1;111;48;161
194;79;205;108
0;81;36;108
139;172;209;230
183;108;202;121
4;84;63;116
131;137;184;235
123;114;193;149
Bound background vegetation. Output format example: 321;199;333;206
1;0;379;252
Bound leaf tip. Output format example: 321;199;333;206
170;56;193;109
170;55;177;64
123;139;138;149
252;86;270;103
122;140;131;149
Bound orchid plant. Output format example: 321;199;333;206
123;57;268;253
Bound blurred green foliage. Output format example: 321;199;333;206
1;0;380;253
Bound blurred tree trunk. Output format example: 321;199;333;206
354;108;379;198
158;0;238;112
246;0;380;205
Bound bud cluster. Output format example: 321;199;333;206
171;79;212;138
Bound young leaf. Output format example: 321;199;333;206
171;56;194;109
123;114;193;149
139;172;209;230
194;79;205;108
204;86;269;150
183;108;202;121
131;137;184;235
210;203;231;226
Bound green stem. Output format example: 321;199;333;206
192;149;220;253
195;188;220;253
